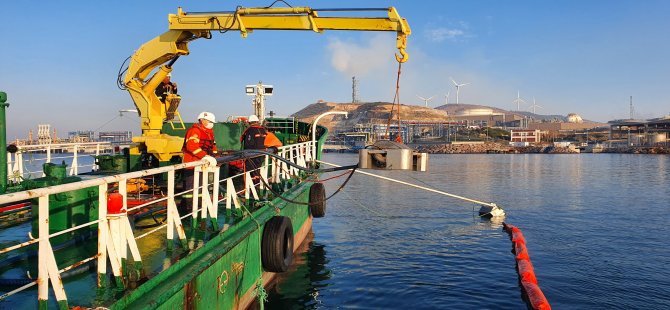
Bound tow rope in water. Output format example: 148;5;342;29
318;160;503;211
503;223;551;310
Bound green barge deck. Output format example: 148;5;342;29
0;137;327;309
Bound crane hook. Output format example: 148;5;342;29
395;48;409;63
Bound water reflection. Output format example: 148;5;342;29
265;232;332;309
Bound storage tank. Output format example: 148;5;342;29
567;113;583;123
455;108;494;116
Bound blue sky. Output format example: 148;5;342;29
2;0;669;140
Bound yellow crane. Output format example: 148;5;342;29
122;6;411;163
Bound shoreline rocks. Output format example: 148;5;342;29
412;142;670;154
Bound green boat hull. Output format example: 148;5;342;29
110;179;316;309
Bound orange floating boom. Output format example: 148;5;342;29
503;223;551;310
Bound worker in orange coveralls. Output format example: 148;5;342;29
180;111;218;212
240;115;282;177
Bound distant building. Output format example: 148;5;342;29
98;131;133;143
38;124;52;144
510;129;541;143
527;122;603;132
608;116;670;146
450;112;527;128
68;130;95;143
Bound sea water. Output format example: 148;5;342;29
267;153;670;309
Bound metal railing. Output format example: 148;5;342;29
6;141;117;183
265;117;296;134
0;141;316;308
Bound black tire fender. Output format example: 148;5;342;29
261;216;294;272
309;183;326;218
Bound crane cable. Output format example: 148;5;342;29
385;61;403;142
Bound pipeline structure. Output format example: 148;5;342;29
503;223;551;310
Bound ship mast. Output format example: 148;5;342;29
245;82;273;121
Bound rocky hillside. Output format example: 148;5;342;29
291;101;599;131
434;103;570;122
292;101;448;131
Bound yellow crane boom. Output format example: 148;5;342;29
123;6;411;162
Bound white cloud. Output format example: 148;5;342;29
327;35;395;77
427;27;465;42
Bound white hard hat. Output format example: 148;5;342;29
248;115;259;122
198;111;216;123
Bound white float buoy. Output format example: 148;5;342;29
478;203;505;218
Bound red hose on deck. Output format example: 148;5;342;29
503;223;551;310
0;202;31;213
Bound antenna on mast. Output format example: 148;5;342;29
352;76;359;103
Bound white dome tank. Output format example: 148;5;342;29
567;113;583;123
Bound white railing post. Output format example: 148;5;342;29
6;152;12;183
16;151;24;181
37;196;48;305
290;146;299;176
271;157;279;184
94;143;101;171
116;180;128;264
244;171;259;200
197;165;219;228
297;145;307;168
211;167;220;222
42;145;51;177
167;170;187;249
69;145;79;176
46;144;51;164
191;167;201;224
225;178;241;215
305;141;313;163
280;149;289;180
259;155;269;191
97;184;109;287
37;195;69;308
107;179;142;282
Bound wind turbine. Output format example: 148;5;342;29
450;77;470;104
417;95;435;107
444;90;451;105
528;97;542;114
512;90;526;111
